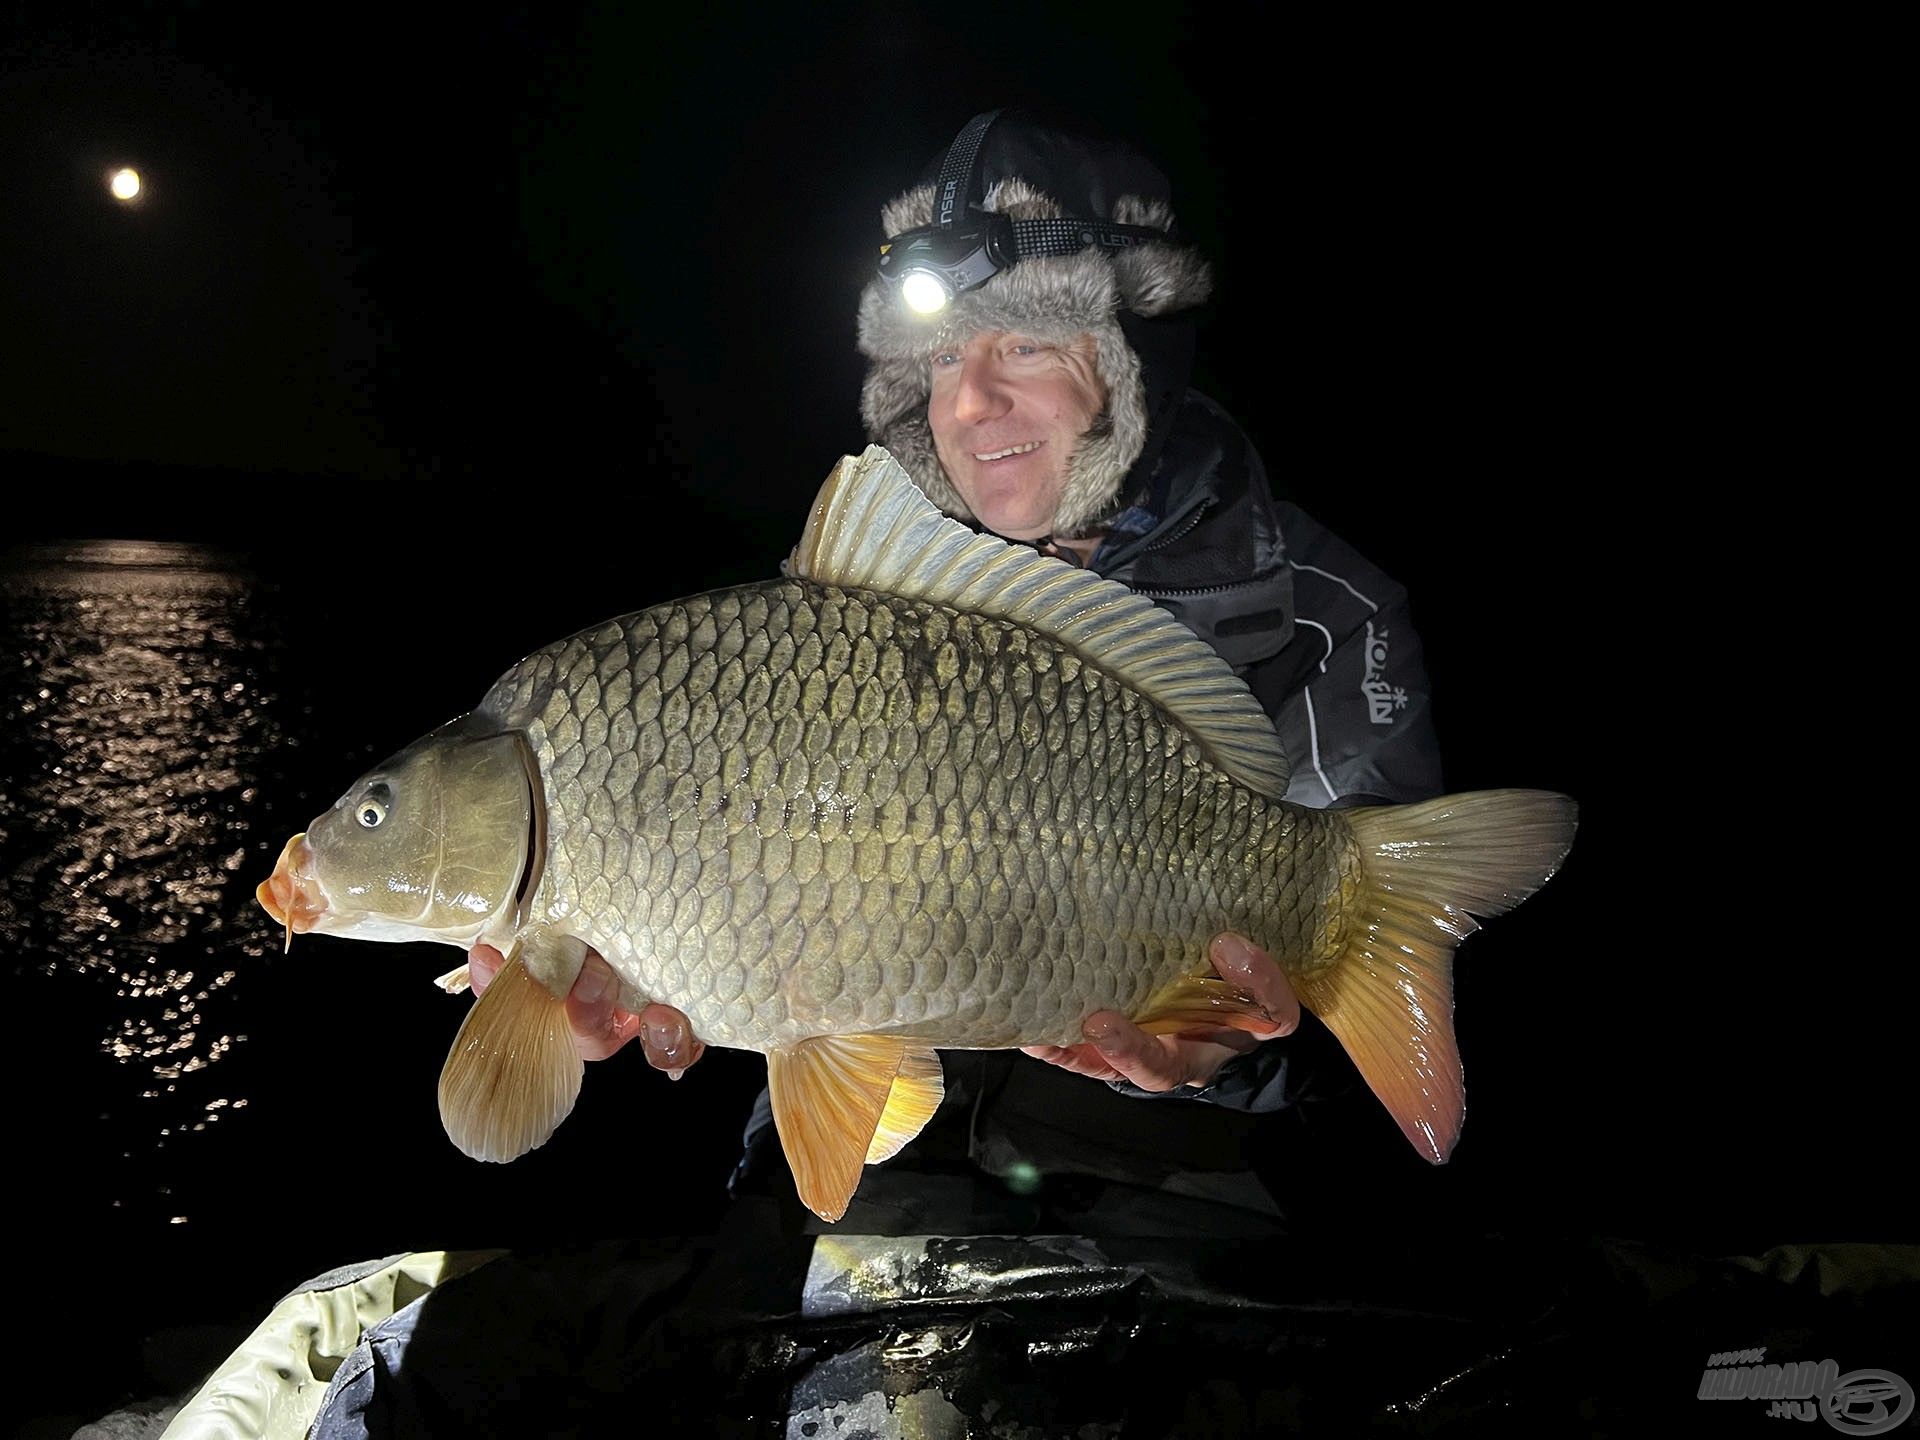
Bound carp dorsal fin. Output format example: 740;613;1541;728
790;446;1290;800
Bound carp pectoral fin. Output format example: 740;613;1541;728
1130;972;1282;1038
436;945;583;1163
431;964;472;995
865;1045;944;1165
766;1035;907;1223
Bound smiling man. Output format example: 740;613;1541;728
926;330;1108;554
856;109;1441;811
471;109;1446;1234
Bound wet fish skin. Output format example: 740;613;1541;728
259;446;1576;1219
477;577;1355;1056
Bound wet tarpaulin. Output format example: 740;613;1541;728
146;1209;1919;1438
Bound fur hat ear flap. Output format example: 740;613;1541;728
1111;196;1213;317
1049;322;1146;539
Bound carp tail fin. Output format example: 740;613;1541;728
1300;788;1577;1165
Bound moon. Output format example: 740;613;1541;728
110;168;141;201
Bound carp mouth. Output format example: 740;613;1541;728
257;832;325;952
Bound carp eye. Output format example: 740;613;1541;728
357;783;393;829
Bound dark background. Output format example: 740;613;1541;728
2;4;1685;559
2;3;1902;1431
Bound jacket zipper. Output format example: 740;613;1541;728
1133;577;1265;600
1137;497;1215;554
1114;496;1270;598
1098;496;1217;581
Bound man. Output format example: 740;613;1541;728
470;109;1442;1230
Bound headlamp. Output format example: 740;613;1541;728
874;109;1173;317
877;213;1017;314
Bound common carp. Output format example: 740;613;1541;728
258;446;1576;1221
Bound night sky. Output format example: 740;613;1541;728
1;6;1639;557
1;8;1905;1420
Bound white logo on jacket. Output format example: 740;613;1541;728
1361;621;1408;725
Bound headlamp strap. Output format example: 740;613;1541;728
932;109;1002;230
1009;216;1171;258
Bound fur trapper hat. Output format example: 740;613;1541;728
856;118;1212;539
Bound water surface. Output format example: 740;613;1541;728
2;537;763;1428
3;540;295;1224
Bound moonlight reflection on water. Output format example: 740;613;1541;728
2;540;298;1220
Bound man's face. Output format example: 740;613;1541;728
927;331;1107;540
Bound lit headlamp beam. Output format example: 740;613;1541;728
900;271;951;314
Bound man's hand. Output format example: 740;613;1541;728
467;944;705;1077
1020;933;1299;1091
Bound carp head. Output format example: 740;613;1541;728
257;716;541;951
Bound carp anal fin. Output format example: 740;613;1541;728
437;943;583;1163
790;447;1291;801
865;1044;944;1164
1301;788;1578;1164
767;1034;909;1222
1130;973;1284;1038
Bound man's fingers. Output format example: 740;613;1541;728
1210;933;1300;1036
639;1005;703;1078
1022;1043;1127;1082
471;945;705;1071
564;952;636;1062
468;944;505;996
1082;1012;1192;1091
1025;941;1300;1094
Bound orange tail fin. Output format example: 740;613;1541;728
1297;788;1577;1163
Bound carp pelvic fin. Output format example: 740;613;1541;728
865;1044;944;1164
766;1034;910;1222
1304;788;1578;1164
436;943;584;1163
